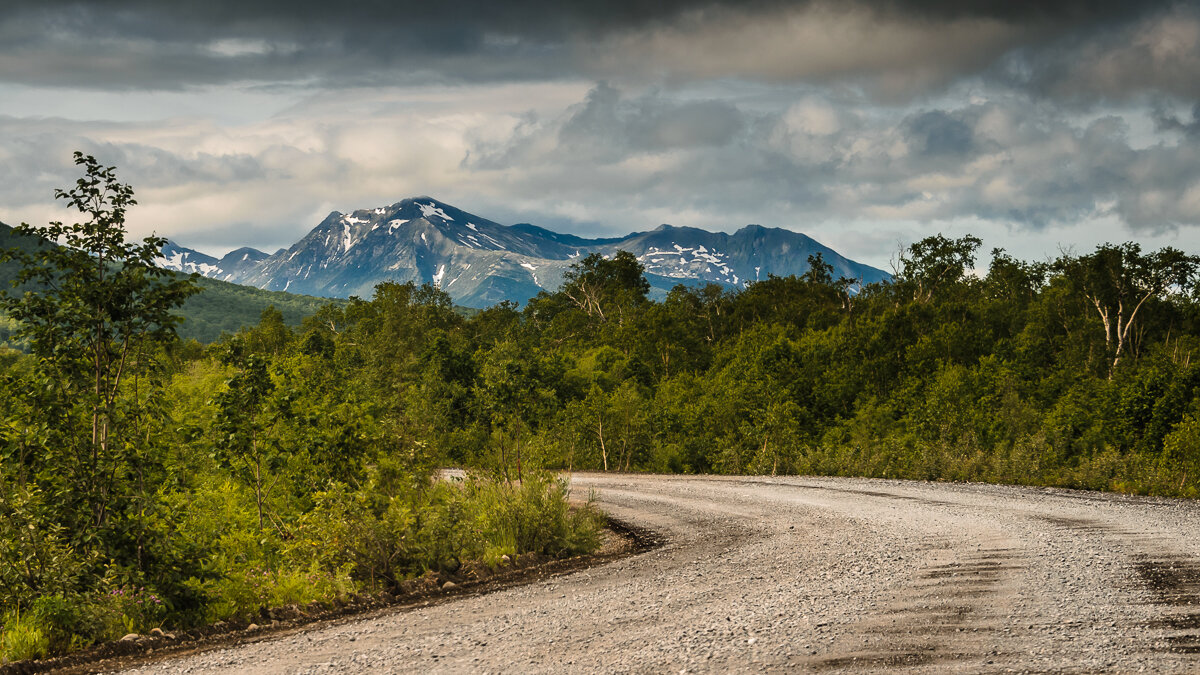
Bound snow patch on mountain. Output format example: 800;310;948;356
156;250;220;276
418;202;454;221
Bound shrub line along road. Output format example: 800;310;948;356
116;474;1200;673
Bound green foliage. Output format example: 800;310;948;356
0;609;49;663
195;564;354;624
213;339;281;532
895;233;982;303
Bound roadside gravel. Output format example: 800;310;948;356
113;474;1200;673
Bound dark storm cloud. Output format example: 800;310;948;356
904;111;975;158
557;83;745;153
469;82;747;172
0;0;1190;99
992;3;1200;104
3;0;1154;39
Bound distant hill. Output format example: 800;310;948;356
178;277;341;343
0;223;338;344
158;197;891;308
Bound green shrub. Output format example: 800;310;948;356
467;473;603;561
92;584;169;637
193;564;356;624
0;609;49;663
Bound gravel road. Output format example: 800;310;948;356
116;474;1200;673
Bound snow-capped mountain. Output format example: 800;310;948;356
162;197;889;307
157;241;270;283
157;241;222;278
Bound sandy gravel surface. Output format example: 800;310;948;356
113;474;1200;673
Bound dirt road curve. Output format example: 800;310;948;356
118;474;1200;673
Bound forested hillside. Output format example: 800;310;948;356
180;277;343;343
0;222;340;345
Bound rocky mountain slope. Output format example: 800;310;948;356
158;241;270;283
159;198;889;307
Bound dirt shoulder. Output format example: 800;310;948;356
5;516;658;675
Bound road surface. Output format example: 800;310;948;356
117;474;1200;673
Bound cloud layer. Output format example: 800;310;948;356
4;80;1198;264
1;0;1199;267
0;0;1189;101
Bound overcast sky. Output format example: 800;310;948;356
2;0;1200;269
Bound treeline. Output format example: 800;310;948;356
216;234;1199;497
0;156;600;662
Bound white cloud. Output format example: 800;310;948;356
3;81;1200;269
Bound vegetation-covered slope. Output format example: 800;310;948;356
180;276;341;343
0;222;340;344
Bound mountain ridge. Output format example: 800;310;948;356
159;198;890;308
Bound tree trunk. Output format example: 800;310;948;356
597;416;608;472
253;432;265;532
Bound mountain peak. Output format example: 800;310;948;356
161;199;889;307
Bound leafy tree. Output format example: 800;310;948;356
1056;243;1200;377
560;251;650;325
213;340;280;532
895;233;982;303
477;339;558;481
802;253;835;286
986;248;1047;304
0;152;198;531
244;305;292;356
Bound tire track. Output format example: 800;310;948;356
1034;512;1200;659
